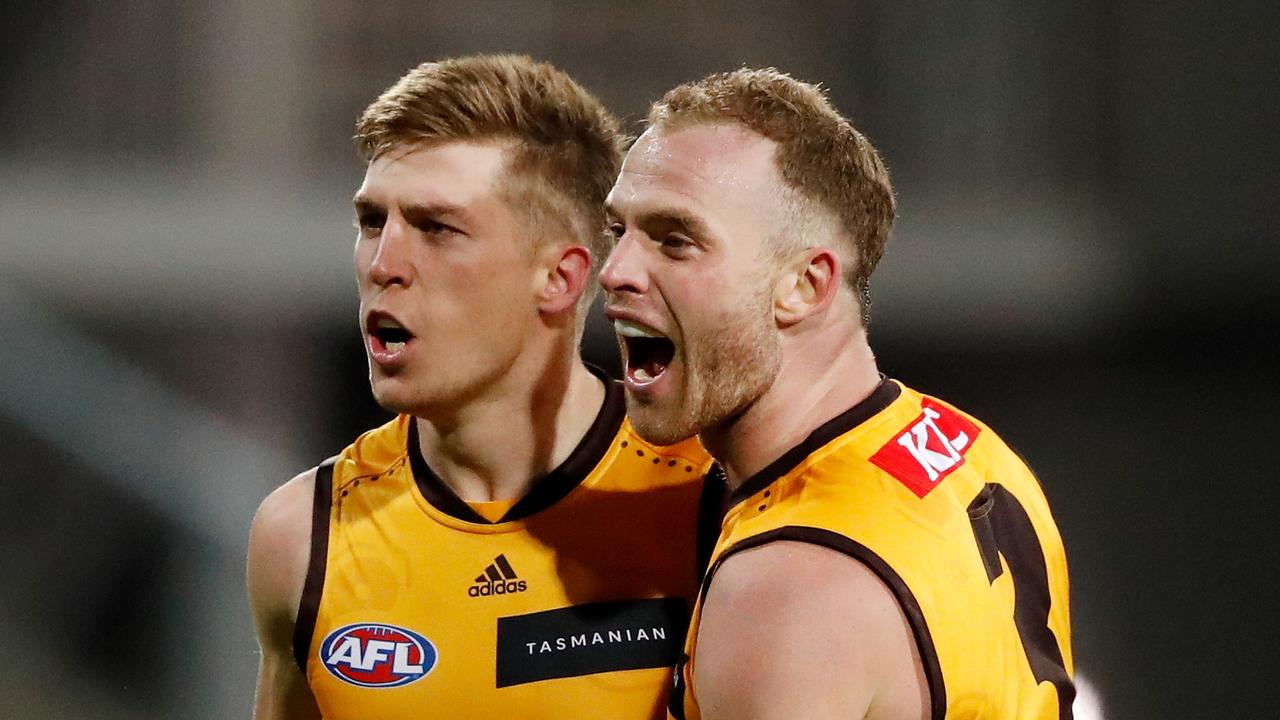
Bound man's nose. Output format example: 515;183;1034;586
367;219;413;288
598;232;649;296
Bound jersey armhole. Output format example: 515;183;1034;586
694;467;728;577
291;458;335;673
701;526;948;720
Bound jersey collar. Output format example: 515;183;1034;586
407;366;625;524
718;377;902;513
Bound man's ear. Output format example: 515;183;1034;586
773;248;841;327
536;244;592;315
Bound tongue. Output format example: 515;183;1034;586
626;335;674;384
632;358;667;383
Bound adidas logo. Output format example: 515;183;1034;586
468;554;528;597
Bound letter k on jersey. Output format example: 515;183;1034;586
870;399;982;498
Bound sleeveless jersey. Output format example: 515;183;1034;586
671;379;1074;720
296;381;713;720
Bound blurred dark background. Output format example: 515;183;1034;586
1;2;1276;717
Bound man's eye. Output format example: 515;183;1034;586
357;213;385;232
418;219;451;235
662;234;693;251
607;222;625;241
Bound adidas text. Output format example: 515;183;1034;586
468;579;528;597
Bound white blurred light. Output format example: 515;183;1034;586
1075;670;1105;720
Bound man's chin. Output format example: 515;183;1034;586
371;393;413;416
624;397;699;447
369;378;417;415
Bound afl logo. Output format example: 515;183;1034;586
320;623;437;688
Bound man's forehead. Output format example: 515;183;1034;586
610;123;778;213
628;123;774;175
356;138;510;202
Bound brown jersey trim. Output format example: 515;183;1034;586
292;458;335;673
407;418;490;524
407;366;626;524
698;526;947;720
723;378;901;511
695;465;728;577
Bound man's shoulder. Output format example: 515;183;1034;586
341;414;412;471
709;538;888;606
247;463;325;639
781;380;1032;502
253;465;321;544
696;540;929;719
251;413;406;531
886;381;1025;459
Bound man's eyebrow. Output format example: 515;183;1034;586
401;201;469;225
607;199;711;232
352;195;381;214
638;206;715;239
350;196;470;225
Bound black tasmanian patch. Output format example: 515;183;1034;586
496;598;688;687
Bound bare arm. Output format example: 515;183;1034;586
694;541;929;720
247;467;324;720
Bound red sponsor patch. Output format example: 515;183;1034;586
870;399;981;498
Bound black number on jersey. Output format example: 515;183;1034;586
967;483;1075;720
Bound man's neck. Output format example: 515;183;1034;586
702;326;881;492
413;356;606;503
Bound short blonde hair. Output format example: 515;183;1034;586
649;68;895;321
355;54;625;306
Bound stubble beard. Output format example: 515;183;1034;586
626;297;781;446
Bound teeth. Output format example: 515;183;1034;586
614;319;664;338
633;366;653;382
376;317;403;330
385;341;405;353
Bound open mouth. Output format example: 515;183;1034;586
368;313;415;354
614;319;675;385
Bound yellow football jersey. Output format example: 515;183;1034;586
295;381;713;719
672;379;1073;720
